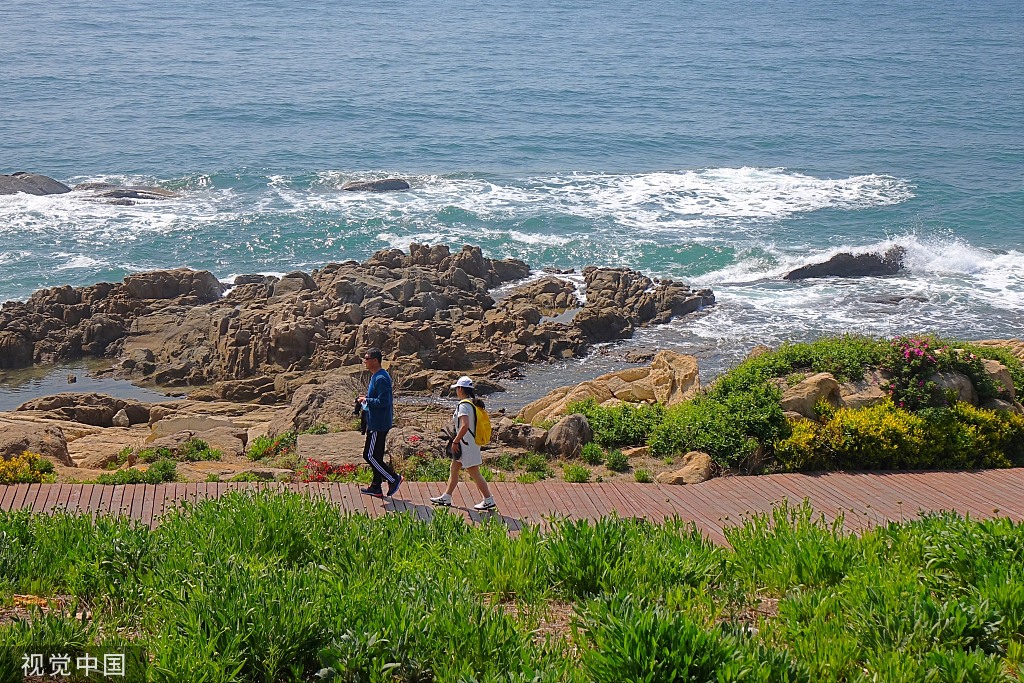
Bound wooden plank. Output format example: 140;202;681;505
128;484;146;522
34;484;58;513
84;485;104;517
64;484;85;515
123;484;140;518
0;485;17;511
139;485;155;528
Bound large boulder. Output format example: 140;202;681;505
981;359;1016;400
544;414;593;458
0;172;71;196
517;350;700;424
933;371;978;406
0;331;34;368
269;378;362;436
16;393;150;427
656;451;714;485
0;423;72;466
784;246;906;280
839;369;889;409
492;417;548;451
780;373;843;419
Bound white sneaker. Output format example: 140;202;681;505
430;494;452;507
474;497;496;511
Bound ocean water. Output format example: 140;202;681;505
1;0;1022;398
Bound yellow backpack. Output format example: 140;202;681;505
461;399;492;446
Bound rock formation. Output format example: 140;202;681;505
784;246;906;280
518;350;701;425
340;178;411;192
0;172;71;195
0;245;715;403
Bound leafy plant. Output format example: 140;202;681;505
605;449;629;472
580;442;604;465
563;464;591;483
633;468;653;483
95;458;177;484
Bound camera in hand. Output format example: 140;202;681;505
353;398;367;434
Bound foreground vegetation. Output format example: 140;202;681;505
0;492;1021;681
570;335;1024;474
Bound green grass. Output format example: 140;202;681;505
1;495;1019;681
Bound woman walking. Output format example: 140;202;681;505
430;376;496;511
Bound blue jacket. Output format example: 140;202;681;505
362;368;393;432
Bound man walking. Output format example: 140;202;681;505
358;348;402;497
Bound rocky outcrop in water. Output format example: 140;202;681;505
340;178;411;192
0;172;71;195
784;246;906;280
0;244;715;401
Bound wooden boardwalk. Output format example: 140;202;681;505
1;469;1021;544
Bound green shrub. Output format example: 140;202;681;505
563;464;591;483
633;469;653;483
515;472;541;484
520;453;553;479
567;398;665;448
492;452;516;471
580;442;604;465
247;431;297;461
205;474;220;482
177;438;222;462
137;447;175;463
605;449;629;472
96;458;177;484
404;456;452;482
649;384;787;469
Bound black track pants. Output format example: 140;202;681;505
363;429;398;489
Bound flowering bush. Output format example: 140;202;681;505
0;451;55;484
296;459;359;483
881;336;943;410
882;336;1010;410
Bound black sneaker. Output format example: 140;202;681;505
360;487;384;497
387;475;403;497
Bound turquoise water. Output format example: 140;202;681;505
1;0;1022;381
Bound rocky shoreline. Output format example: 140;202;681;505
0;243;715;480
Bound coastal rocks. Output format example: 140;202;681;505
0;172;71;196
0;423;72;466
656;451;714;485
779;373;843;419
2;244;714;399
295;431;368;465
544;414;593;458
16;393;150;427
340;178;411;192
517;351;700;425
0;331;34;369
73;182;178;202
0;267;224;370
269;378;363;436
784;246;906;280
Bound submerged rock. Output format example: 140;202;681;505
341;178;411;192
0;172;71;196
784;246;906;280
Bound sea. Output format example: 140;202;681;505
1;0;1022;409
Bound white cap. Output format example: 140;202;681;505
451;375;474;389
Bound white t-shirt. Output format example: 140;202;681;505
454;401;482;467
